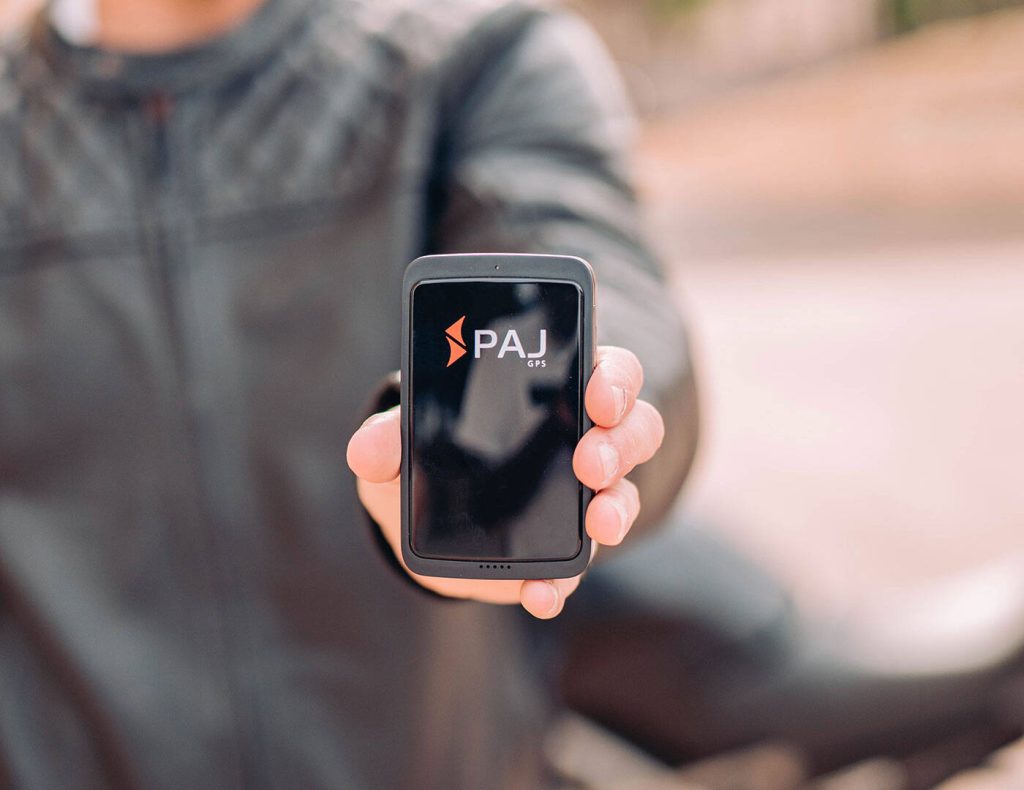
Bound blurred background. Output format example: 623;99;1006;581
554;0;1024;786
567;0;1024;615
561;1;1024;787
4;0;1021;787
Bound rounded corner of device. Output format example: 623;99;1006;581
525;538;593;581
557;256;595;301
566;254;595;277
565;540;594;577
400;540;428;575
403;256;434;290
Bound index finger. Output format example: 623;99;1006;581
586;346;644;428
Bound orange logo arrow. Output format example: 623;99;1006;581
445;315;467;367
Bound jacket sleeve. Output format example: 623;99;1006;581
424;5;700;538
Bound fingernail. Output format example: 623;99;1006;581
542;581;560;617
608;496;629;543
612;385;627;422
597;443;619;487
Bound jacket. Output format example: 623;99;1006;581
0;0;698;787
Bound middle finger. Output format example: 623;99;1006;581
573;399;664;491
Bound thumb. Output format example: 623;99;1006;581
346;407;401;483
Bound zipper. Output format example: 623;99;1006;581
135;90;256;790
144;92;173;181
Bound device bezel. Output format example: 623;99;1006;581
400;253;596;580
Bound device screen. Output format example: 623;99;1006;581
409;279;583;562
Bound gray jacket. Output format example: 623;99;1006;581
0;0;698;787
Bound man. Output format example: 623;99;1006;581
0;0;698;787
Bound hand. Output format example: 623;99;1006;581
346;346;664;619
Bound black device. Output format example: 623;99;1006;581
400;253;596;579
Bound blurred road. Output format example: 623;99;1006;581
636;7;1024;615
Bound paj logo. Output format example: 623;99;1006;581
444;315;547;368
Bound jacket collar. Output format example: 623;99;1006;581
35;0;316;98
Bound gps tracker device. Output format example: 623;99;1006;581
400;253;596;579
